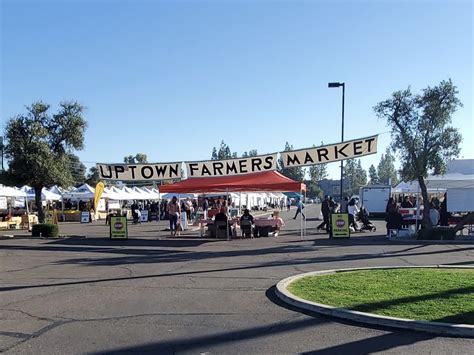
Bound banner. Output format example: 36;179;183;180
331;213;350;238
97;163;181;181
186;154;278;178
94;181;105;212
281;135;378;168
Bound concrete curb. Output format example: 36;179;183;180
275;265;474;337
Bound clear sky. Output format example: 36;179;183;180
1;0;472;179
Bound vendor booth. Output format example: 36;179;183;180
160;171;306;239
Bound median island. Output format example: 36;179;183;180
288;268;474;325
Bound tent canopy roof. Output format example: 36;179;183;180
160;171;306;194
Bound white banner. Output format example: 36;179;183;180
186;154;278;178
281;135;378;168
97;163;181;181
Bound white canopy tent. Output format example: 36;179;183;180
426;174;474;189
394;174;474;194
161;192;198;200
0;185;27;197
19;186;62;201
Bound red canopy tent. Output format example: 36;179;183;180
159;171;306;193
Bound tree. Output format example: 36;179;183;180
4;101;87;222
242;149;258;158
278;142;305;181
377;147;399;186
85;166;100;186
123;153;148;164
67;153;87;186
211;140;236;160
368;164;379;185
344;159;367;195
374;79;463;228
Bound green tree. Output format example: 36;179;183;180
4;101;87;222
242;149;258;158
368;164;379;185
85;166;100;186
123;153;148;164
211;140;236;160
377;147;399;186
67;153;87;186
278;142;305;181
344;159;367;195
374;79;463;228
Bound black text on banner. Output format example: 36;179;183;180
281;135;378;168
97;163;182;181
186;154;278;178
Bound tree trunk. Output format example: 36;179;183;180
35;186;45;223
417;176;432;229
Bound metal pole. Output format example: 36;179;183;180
340;84;345;200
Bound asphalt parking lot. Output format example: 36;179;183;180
1;204;473;354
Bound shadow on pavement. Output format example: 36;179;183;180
301;331;434;354
93;316;325;355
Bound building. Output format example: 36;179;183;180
318;178;351;200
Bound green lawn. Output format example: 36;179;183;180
288;268;474;325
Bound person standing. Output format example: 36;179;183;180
202;198;209;219
167;196;181;236
286;199;291;211
317;195;331;232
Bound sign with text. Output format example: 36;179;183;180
281;136;378;168
110;216;128;239
140;210;149;222
97;163;182;181
331;213;350;238
81;211;90;223
186;154;278;178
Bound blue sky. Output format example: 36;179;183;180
1;0;472;179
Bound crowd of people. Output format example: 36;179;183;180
385;193;450;235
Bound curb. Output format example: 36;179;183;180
275;265;474;337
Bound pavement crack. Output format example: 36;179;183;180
119;265;134;277
1;308;57;323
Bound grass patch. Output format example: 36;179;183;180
288;268;474;325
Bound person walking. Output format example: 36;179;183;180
292;198;305;220
286;199;291;211
347;198;360;232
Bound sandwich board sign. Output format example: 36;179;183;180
330;213;350;238
140;210;149;222
110;216;128;239
81;211;90;223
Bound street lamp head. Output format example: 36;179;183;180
328;82;343;88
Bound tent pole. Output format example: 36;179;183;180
416;188;420;232
226;188;230;241
304;189;307;237
300;191;303;241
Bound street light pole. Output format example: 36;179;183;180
328;82;345;200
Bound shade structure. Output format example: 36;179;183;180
0;185;27;197
160;171;306;194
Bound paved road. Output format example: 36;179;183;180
1;204;473;354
